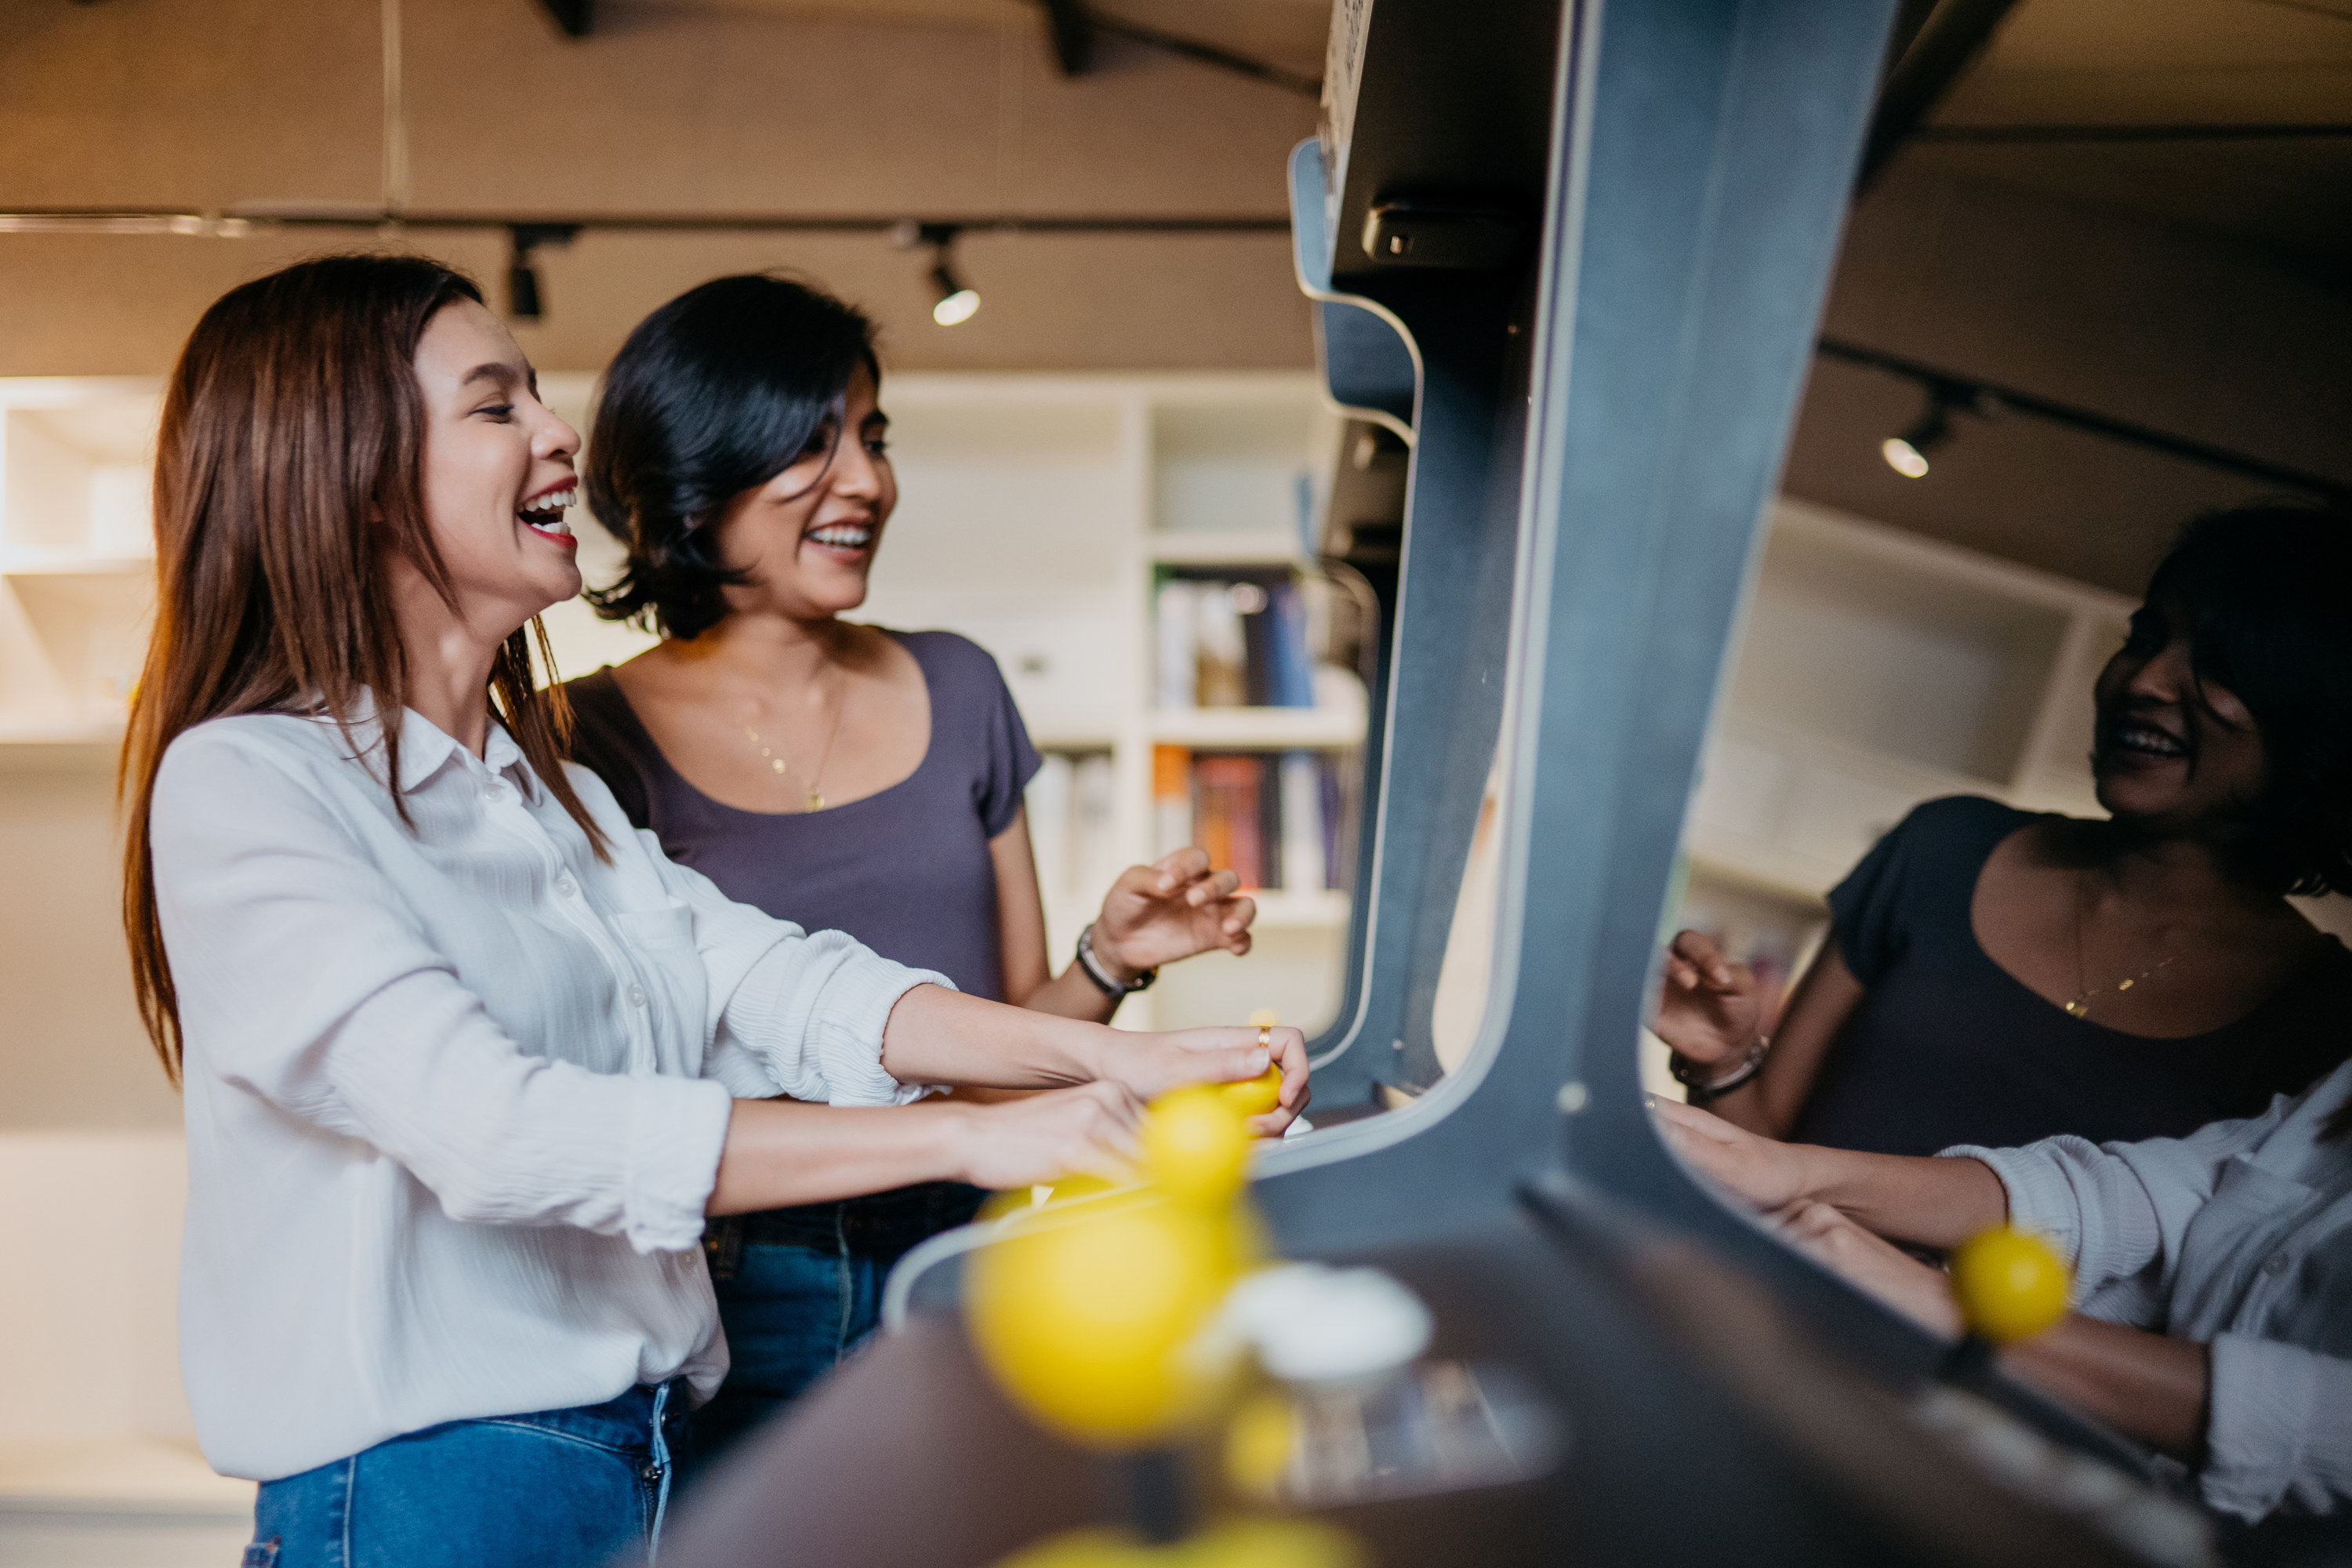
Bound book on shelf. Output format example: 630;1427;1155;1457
1152;744;1359;895
1024;750;1120;909
1154;568;1317;710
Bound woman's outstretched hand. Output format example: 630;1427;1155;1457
1093;849;1258;975
1650;1095;1811;1210
1654;929;1762;1065
1110;1025;1311;1139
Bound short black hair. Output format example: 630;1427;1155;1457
585;273;879;640
2143;501;2352;896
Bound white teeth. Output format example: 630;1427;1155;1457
808;525;873;548
519;488;577;535
2116;726;2183;755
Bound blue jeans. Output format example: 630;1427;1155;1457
244;1380;690;1568
692;1181;981;1465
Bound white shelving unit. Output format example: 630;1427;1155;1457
0;379;171;746
0;371;1361;1035
1683;496;2133;909
1649;495;2140;1076
849;373;1360;1034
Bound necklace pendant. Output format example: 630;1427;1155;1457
2064;997;2089;1018
808;790;824;811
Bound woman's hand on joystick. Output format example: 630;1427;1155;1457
950;1082;1146;1193
1105;1025;1311;1139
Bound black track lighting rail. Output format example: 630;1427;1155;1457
1817;336;2351;502
1911;121;2352;143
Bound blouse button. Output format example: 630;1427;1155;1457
2264;1252;2292;1277
627;984;648;1008
554;873;579;898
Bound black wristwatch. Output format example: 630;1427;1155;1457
1075;923;1157;996
1669;1036;1769;1105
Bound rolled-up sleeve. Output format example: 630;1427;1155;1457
643;829;953;1105
1941;1099;2291;1305
153;730;736;1254
1940;1138;2164;1300
2202;1337;2352;1522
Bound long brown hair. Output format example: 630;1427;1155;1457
123;253;606;1082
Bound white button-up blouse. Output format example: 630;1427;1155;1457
150;704;949;1482
1946;1056;2352;1522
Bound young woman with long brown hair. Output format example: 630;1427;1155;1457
122;253;1308;1566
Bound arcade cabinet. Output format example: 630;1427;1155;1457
658;2;2231;1563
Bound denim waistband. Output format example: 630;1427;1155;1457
477;1377;693;1457
725;1181;983;1252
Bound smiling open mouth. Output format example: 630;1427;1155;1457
2103;719;2189;761
805;523;874;552
520;486;577;543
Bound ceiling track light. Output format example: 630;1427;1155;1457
902;221;980;327
505;222;579;323
1880;381;1982;479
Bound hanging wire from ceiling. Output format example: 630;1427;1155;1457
381;0;408;222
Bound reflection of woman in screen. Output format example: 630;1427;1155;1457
1655;506;2352;1156
563;274;1296;1460
1654;1079;2352;1523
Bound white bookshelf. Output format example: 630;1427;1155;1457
853;373;1360;1034
1683;496;2133;911
0;372;1363;1036
0;379;165;744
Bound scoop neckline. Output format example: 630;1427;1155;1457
596;627;938;823
1962;815;2336;1045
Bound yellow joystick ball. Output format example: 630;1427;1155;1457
968;1192;1243;1447
1218;1065;1283;1120
1143;1085;1254;1207
1949;1226;2071;1343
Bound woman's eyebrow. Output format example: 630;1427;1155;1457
459;363;524;390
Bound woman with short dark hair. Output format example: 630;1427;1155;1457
127;255;1305;1565
1657;503;2352;1155
562;273;1287;1459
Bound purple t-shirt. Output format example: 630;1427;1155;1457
564;630;1043;1003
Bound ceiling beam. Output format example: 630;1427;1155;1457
0;206;1291;238
1877;0;1943;85
1032;0;1319;97
1856;0;2021;191
535;0;592;38
1037;0;1093;74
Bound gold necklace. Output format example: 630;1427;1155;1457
743;666;848;812
2064;867;2180;1018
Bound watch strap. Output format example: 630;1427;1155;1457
1076;923;1157;996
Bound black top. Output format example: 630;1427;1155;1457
563;629;1043;1002
1789;795;2352;1156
